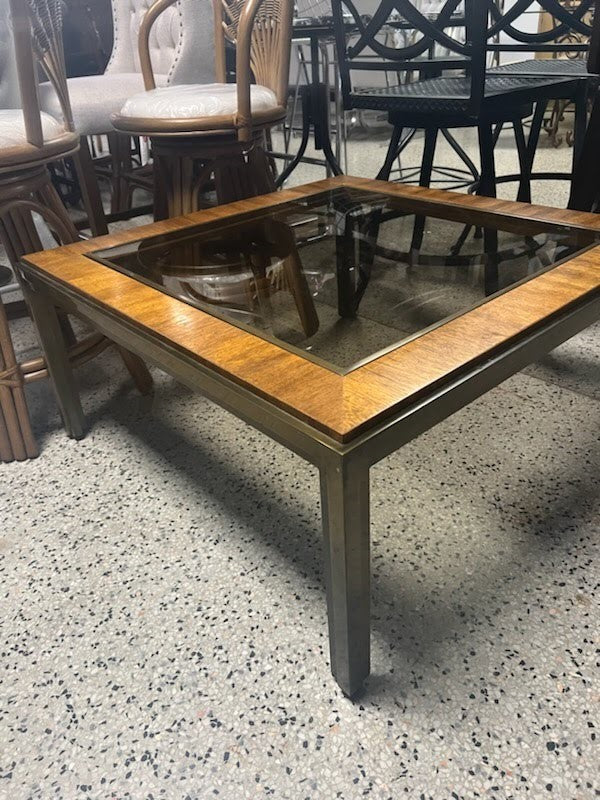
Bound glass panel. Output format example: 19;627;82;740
91;187;600;374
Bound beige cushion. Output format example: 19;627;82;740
0;109;65;148
118;83;279;120
39;73;168;136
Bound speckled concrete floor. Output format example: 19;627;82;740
1;126;599;800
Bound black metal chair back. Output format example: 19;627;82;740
486;0;596;60
332;0;489;117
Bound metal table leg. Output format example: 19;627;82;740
275;84;343;187
313;83;343;177
320;452;370;697
274;27;343;186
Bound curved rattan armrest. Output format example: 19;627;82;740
139;0;292;142
8;0;75;146
235;0;263;142
235;0;293;142
139;0;180;90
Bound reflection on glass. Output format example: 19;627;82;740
92;187;600;374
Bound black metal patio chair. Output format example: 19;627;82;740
569;0;600;210
487;0;598;202
331;0;583;212
327;0;592;312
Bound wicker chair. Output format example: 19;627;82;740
111;0;293;216
0;0;151;462
35;0;214;231
0;0;120;237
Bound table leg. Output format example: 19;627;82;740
320;454;370;697
336;214;357;319
23;284;86;440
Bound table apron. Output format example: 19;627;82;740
20;269;600;473
354;291;600;468
21;272;350;467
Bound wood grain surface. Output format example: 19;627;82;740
22;176;600;442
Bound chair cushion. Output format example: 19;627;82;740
118;83;279;120
39;73;168;136
0;109;65;149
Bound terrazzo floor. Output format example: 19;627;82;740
1;125;599;799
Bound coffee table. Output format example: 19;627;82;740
20;176;600;697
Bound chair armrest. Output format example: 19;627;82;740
139;0;180;90
9;0;44;147
235;0;292;142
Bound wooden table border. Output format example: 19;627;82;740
21;175;600;443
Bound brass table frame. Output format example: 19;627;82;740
19;176;600;697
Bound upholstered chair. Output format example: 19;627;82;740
0;0;151;463
111;0;293;217
38;0;214;226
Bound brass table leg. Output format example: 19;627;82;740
23;283;86;440
320;453;370;697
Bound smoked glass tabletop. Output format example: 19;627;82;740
91;187;600;374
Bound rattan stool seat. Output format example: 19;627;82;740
112;82;285;137
0;110;79;171
0;0;153;463
110;0;293;216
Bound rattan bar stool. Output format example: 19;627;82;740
38;0;213;229
111;0;293;217
0;0;151;463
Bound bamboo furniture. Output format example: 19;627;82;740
39;0;214;227
0;0;151;462
0;0;103;236
111;0;294;217
19;175;600;695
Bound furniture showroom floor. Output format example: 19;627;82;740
1;123;599;799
